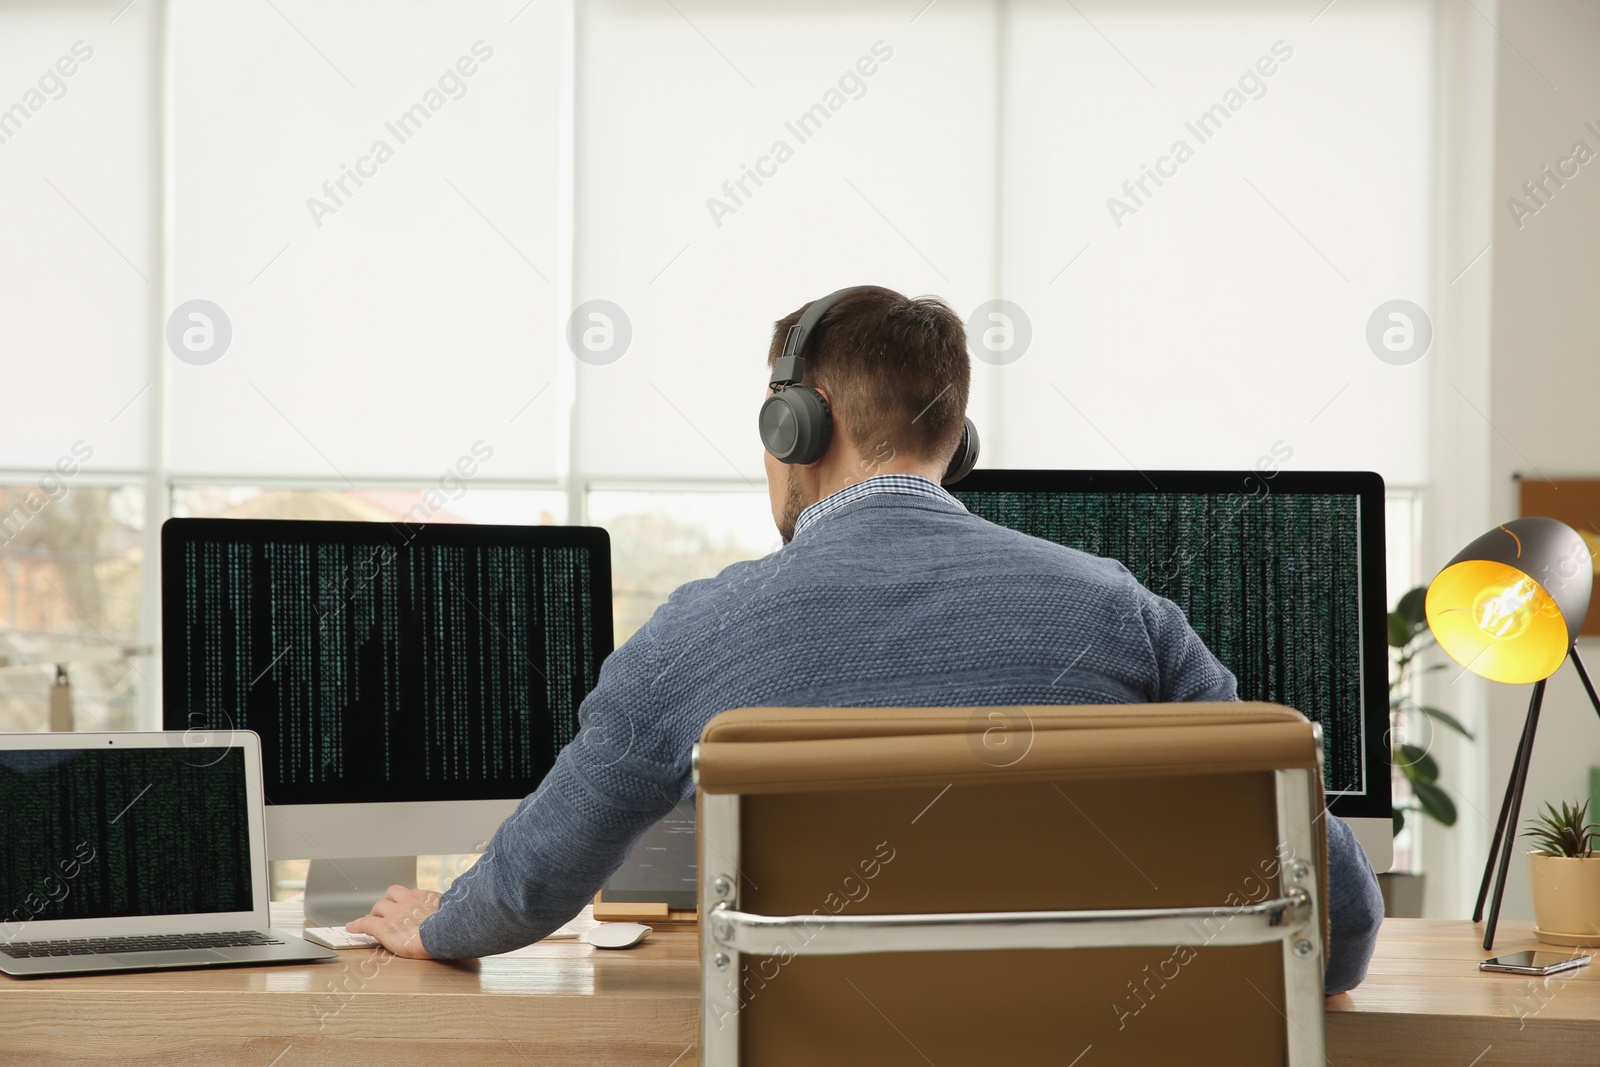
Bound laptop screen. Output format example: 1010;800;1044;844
0;746;253;927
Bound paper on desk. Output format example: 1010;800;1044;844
535;905;599;941
540;920;586;940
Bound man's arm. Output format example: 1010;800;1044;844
1322;813;1384;994
353;627;683;960
419;745;678;958
1138;586;1384;992
1139;591;1239;703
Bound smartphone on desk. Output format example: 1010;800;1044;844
1479;951;1590;976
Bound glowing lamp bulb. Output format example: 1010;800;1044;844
1472;577;1540;641
1426;517;1590;685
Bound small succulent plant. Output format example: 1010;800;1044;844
1524;800;1600;859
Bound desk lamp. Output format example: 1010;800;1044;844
1424;517;1600;949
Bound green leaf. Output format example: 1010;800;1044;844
1393;810;1406;835
1411;780;1457;827
1387;612;1412;649
1396;744;1439;782
1397;586;1429;628
1416;706;1475;741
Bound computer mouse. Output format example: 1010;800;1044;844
584;922;652;949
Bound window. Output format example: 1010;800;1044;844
0;485;146;732
4;0;1437;736
586;488;778;642
171;486;566;527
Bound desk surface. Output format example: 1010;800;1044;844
1328;918;1600;1066
5;902;702;1067
3;912;1596;1066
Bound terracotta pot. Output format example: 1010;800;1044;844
1526;852;1600;946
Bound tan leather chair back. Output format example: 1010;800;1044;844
695;703;1328;1067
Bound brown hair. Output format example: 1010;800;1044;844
766;286;970;464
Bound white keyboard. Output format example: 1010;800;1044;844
302;927;381;950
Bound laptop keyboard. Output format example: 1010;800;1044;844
0;931;284;959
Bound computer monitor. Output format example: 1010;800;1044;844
161;518;613;923
949;470;1393;872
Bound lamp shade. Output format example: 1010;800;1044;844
1425;517;1593;685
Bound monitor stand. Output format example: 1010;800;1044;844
302;856;419;927
1346;817;1395;875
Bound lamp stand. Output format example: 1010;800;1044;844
1474;645;1600;949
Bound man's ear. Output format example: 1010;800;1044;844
808;385;841;464
812;385;835;435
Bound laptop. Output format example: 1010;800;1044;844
0;729;337;977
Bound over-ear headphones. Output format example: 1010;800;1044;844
759;286;980;485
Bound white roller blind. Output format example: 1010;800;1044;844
990;0;1433;485
573;0;1000;482
167;0;564;481
6;0;1438;493
0;2;160;474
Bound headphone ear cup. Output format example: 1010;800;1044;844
760;387;833;465
942;417;980;485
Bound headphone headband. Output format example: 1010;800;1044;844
770;285;875;388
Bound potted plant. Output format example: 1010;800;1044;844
1525;800;1600;945
1381;586;1475;917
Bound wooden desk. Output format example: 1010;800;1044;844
4;913;1596;1065
1327;918;1600;1066
3;903;702;1067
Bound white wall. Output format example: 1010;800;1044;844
1414;0;1500;920
1462;0;1600;924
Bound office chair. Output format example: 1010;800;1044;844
694;703;1328;1066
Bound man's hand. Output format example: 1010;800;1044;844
345;885;440;959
